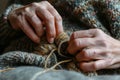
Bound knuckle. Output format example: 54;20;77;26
82;49;89;57
41;1;49;5
24;7;30;12
29;14;37;21
95;29;102;34
36;21;42;26
48;31;55;38
49;15;54;20
92;63;97;70
56;16;62;21
73;39;80;47
31;2;38;6
95;28;101;32
38;5;46;10
71;31;79;39
71;32;76;39
82;49;96;58
46;15;54;21
98;38;108;47
102;40;108;47
15;10;24;16
92;49;97;55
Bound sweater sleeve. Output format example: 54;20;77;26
0;4;24;53
0;0;48;53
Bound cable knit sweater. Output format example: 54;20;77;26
0;0;120;80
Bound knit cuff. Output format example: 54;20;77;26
0;4;23;27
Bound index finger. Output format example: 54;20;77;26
67;38;95;55
69;29;101;44
70;29;96;40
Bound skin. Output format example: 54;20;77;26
8;1;120;72
67;29;120;72
8;1;63;43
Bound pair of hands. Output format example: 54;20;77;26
8;1;120;72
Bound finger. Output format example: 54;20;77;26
69;29;101;43
76;48;107;62
36;7;56;43
46;2;63;35
79;59;112;72
70;30;94;39
107;63;120;69
67;38;95;55
8;14;20;30
25;13;44;37
19;16;40;43
107;57;120;69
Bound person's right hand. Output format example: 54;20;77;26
8;1;63;43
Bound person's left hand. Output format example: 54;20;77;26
67;29;120;72
8;1;63;43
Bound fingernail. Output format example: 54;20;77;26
49;38;54;43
